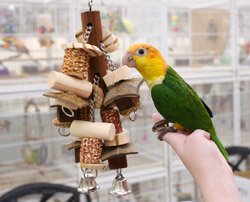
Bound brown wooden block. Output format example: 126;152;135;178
57;106;79;122
108;155;127;170
75;147;80;163
115;96;140;112
101;142;138;161
81;11;107;92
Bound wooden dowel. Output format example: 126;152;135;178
47;71;92;98
70;120;115;140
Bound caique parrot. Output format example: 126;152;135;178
122;43;229;161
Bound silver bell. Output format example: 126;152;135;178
109;169;131;197
77;169;100;194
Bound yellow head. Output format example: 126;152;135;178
122;43;168;88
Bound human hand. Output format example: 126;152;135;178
152;113;241;202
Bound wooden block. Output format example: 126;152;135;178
103;66;131;88
61;43;102;57
57;106;79;122
108;155;127;169
78;163;107;170
43;91;89;109
104;128;130;147
115;96;140;112
75;29;120;53
47;71;93;98
103;78;144;107
75;147;80;163
70;120;115;140
102;29;120;53
101;142;138;161
81;11;107;92
64;141;81;150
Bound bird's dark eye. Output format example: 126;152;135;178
139;49;144;54
135;48;147;56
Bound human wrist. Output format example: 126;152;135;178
196;168;240;202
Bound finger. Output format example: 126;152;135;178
162;132;186;153
152;113;163;123
192;129;210;140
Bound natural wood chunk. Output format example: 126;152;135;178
104;128;130;147
103;78;144;107
75;29;120;53
65;141;81;150
108;156;127;169
103;66;131;88
61;43;102;57
78;163;107;170
43;91;89;109
101;142;138;161
102;29;120;53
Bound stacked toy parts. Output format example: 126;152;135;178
43;6;144;197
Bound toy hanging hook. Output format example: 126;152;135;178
88;0;93;12
129;111;137;122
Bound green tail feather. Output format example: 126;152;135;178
210;133;229;161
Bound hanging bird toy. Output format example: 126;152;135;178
44;0;144;197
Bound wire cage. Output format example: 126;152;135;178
0;0;250;202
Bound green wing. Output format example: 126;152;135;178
151;66;229;160
151;66;214;133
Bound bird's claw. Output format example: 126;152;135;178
152;119;169;132
157;126;175;141
152;119;176;141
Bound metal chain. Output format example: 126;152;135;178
88;0;93;12
89;74;100;122
100;42;116;71
82;24;93;44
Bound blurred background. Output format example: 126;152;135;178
0;0;250;201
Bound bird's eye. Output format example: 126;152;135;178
135;48;147;56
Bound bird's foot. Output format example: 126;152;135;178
152;119;176;141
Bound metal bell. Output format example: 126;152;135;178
77;169;100;194
109;169;131;197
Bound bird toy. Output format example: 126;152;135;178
44;0;143;196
